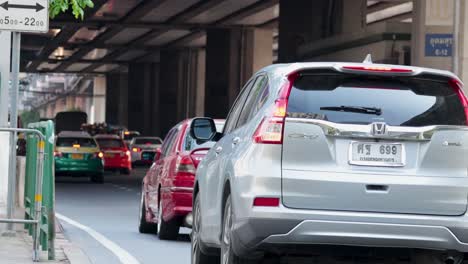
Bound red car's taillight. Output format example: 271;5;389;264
175;156;196;176
253;72;299;144
449;79;468;125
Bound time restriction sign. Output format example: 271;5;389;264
0;0;48;33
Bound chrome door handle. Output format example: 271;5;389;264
232;137;241;145
215;146;223;154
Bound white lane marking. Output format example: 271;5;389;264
56;213;141;264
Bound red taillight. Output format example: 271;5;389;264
342;65;413;73
125;150;131;156
132;147;141;152
175;156;196;176
253;72;299;144
54;151;62;158
449;79;468;125
253;197;280;207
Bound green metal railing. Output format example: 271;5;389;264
24;121;55;261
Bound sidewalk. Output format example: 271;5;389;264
0;218;92;264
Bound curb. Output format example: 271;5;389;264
55;217;92;264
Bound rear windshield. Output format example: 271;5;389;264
56;137;97;147
287;73;466;126
134;138;162;145
96;139;124;148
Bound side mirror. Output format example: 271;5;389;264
190;118;217;141
154;147;162;162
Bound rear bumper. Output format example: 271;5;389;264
55;158;103;175
160;187;193;222
103;157;131;170
231;207;468;256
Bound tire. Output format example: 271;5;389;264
221;195;258;264
91;173;104;184
191;193;219;264
157;199;180;240
138;191;158;234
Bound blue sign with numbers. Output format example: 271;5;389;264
425;34;453;57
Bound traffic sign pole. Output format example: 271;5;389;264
6;31;20;231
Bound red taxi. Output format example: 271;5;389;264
94;134;132;175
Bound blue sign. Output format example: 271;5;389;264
425;34;453;57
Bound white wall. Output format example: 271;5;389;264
0;31;11;215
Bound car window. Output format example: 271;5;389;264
237;75;269;127
288;72;467;126
134;138;162;145
160;129;177;158
96;139;124;148
56;137;97;147
223;79;256;134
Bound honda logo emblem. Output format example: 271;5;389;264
371;122;388;136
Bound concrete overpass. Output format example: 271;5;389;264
19;0;468;136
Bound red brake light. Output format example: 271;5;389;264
132;147;140;152
449;79;468;125
342;65;413;73
253;72;299;144
253;197;280;207
175;156;196;176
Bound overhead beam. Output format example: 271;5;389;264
26;0;108;71
216;0;278;25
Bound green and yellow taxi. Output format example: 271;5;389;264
54;131;105;183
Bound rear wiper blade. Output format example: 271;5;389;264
320;106;382;115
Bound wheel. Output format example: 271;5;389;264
191;193;219;264
157;199;180;240
139;191;158;234
120;168;131;175
221;195;258;264
91;173;104;184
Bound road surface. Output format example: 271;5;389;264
56;168;191;264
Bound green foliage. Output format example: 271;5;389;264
49;0;94;20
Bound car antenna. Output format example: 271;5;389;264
363;54;373;64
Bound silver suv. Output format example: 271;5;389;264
190;62;468;264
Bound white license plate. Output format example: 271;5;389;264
349;142;405;167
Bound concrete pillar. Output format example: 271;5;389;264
128;63;160;136
159;50;192;135
106;73;128;127
93;76;106;123
278;0;331;62
205;29;242;118
66;96;75;110
195;50;206;116
278;0;365;63
241;28;274;84
412;0;454;71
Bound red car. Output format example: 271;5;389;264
138;118;225;240
95;134;132;175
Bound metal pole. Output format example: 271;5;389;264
453;0;461;75
7;32;21;231
32;141;44;262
